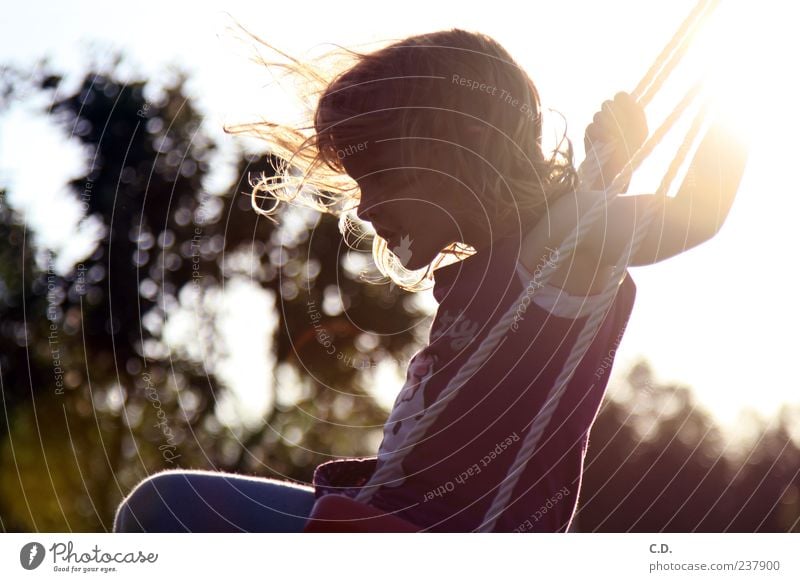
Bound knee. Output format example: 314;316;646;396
113;470;194;532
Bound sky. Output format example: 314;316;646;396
0;0;797;441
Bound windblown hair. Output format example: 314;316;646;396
224;26;578;292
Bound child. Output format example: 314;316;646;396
113;28;748;533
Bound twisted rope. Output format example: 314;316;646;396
477;99;711;531
633;0;721;106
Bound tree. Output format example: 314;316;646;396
579;359;800;532
0;55;421;531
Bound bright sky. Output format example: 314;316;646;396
0;0;797;440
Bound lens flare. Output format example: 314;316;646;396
686;1;797;143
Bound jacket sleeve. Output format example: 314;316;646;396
311;456;378;499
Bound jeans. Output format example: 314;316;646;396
113;469;316;532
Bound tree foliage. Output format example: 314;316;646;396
0;58;421;531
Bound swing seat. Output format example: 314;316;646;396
302;494;421;532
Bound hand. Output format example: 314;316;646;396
584;92;648;189
584;91;648;153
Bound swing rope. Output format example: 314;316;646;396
633;0;720;106
353;0;718;529
477;98;711;531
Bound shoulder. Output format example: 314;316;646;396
520;191;606;282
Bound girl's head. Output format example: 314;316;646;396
227;28;577;291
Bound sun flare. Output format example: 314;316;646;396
685;1;797;143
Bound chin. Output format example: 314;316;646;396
397;249;436;271
389;234;445;271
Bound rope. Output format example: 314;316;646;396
353;0;718;524
477;99;711;531
633;0;721;107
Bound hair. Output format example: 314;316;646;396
224;25;578;292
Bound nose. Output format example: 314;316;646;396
356;199;375;223
356;187;381;224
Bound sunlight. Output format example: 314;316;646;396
687;0;798;143
617;1;800;432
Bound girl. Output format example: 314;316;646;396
113;28;748;533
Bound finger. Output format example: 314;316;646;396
586;120;608;141
608;98;647;141
614;91;635;107
599;103;621;134
614;92;646;123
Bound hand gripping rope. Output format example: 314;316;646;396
353;0;722;532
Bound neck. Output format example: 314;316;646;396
466;210;540;253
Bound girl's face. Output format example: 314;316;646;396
340;139;487;271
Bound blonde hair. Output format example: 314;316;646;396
224;26;578;292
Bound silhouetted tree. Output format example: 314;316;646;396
579;359;800;532
0;55;421;531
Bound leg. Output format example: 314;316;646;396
113;469;316;532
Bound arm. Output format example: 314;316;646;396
575;118;751;266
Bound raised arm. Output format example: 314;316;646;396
574;117;751;267
522;99;750;273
